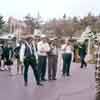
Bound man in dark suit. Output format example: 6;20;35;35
20;37;42;86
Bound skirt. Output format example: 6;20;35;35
4;59;13;65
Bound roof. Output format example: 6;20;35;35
0;33;16;40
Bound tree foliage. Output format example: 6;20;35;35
0;16;5;30
24;14;40;34
43;12;100;37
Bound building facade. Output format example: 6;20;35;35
8;17;32;39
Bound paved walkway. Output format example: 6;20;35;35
0;63;96;100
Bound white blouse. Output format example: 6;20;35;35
61;44;72;54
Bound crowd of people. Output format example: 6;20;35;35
2;34;100;100
0;35;88;87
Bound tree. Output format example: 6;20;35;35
24;14;35;34
2;24;9;32
82;12;97;26
43;12;100;37
24;14;40;34
63;13;66;19
0;16;5;30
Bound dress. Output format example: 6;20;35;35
3;47;13;65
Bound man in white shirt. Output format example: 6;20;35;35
37;35;50;81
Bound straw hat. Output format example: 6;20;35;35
40;34;46;38
49;37;57;41
23;35;34;41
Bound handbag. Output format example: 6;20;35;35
85;54;92;63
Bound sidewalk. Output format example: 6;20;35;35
0;63;96;100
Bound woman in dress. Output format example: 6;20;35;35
3;43;13;73
61;38;73;76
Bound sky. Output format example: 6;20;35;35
0;0;100;21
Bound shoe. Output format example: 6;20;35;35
80;66;83;68
41;78;47;81
0;67;5;71
52;78;57;80
66;73;70;77
24;82;28;87
4;67;9;71
62;73;65;77
48;77;52;80
37;82;43;86
85;64;87;68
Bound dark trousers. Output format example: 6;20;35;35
80;55;87;68
48;55;58;79
38;56;47;80
62;53;72;76
24;57;40;84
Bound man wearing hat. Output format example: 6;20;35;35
20;36;42;86
37;34;50;81
48;38;58;80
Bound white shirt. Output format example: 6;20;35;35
37;41;50;56
20;43;25;63
61;44;73;54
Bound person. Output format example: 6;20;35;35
20;37;42;86
32;38;38;63
78;43;87;68
48;38;58;80
61;38;73;76
37;34;50;81
73;41;77;62
0;44;4;71
14;43;22;74
3;43;13;72
95;41;100;100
